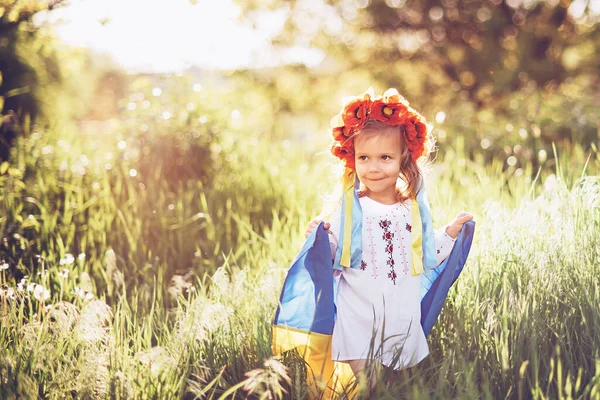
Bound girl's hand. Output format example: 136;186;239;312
305;219;331;238
445;212;474;239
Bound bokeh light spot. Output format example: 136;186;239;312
435;111;446;124
429;7;444;21
519;128;528;138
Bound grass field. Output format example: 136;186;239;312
0;112;599;399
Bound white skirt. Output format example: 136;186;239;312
331;268;429;370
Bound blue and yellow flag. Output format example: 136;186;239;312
272;182;475;397
272;221;355;395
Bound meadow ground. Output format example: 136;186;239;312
0;121;599;399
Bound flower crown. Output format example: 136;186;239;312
330;88;431;169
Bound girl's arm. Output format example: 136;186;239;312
433;228;456;266
434;212;474;266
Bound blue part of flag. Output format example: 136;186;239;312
273;222;335;335
420;220;476;337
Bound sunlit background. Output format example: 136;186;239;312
37;0;323;72
1;0;599;398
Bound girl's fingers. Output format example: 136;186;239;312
305;220;331;238
457;212;474;222
305;220;323;238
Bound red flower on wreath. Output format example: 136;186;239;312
342;98;371;128
370;99;409;126
331;141;355;169
332;127;348;142
404;114;429;161
329;88;431;166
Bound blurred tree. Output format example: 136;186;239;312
0;110;17;161
0;0;66;123
235;0;600;107
231;0;599;171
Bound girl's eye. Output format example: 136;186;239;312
382;155;391;160
358;156;368;161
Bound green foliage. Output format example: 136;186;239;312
236;0;600;104
433;73;600;176
232;0;600;165
0;1;78;125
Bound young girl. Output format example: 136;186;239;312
273;88;474;392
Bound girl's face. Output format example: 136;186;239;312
353;127;403;205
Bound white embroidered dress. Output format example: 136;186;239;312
328;196;455;370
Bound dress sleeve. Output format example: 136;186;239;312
433;226;456;266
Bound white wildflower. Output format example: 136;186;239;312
60;253;75;266
72;286;94;301
33;284;50;302
0;262;8;270
73;287;86;299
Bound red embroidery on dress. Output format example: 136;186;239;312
396;221;410;275
361;260;367;270
379;219;397;284
405;223;412;232
367;219;378;278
